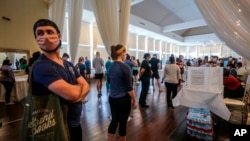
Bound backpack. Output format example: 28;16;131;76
75;63;80;73
75;63;86;79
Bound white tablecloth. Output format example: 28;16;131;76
173;87;231;121
0;75;28;102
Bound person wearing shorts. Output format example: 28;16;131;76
149;54;162;92
93;51;104;97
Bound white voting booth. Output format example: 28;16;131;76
186;67;223;92
173;67;230;140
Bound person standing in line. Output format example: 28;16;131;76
137;59;140;67
75;57;87;79
25;51;41;83
105;56;112;92
162;55;182;109
0;59;15;105
31;19;89;141
108;44;137;141
85;56;91;83
131;56;139;85
93;51;104;97
139;53;152;108
75;56;88;103
19;56;28;70
62;52;70;61
15;58;20;70
149;54;162;92
124;54;135;86
176;58;185;82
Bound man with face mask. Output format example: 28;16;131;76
31;19;90;141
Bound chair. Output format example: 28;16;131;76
223;83;250;124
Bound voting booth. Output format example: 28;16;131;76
180;67;225;140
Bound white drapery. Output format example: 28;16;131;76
47;0;66;35
195;0;250;60
67;0;84;64
91;0;131;56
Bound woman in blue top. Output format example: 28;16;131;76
31;19;89;141
108;44;137;141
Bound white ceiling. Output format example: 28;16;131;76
84;0;222;45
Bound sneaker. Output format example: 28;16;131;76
5;102;15;106
98;93;102;98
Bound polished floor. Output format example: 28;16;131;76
0;79;243;141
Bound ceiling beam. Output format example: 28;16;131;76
184;33;222;44
162;19;207;32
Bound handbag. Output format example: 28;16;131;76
21;61;70;141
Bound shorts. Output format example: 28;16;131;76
86;68;91;74
95;73;104;79
151;70;160;79
133;70;138;76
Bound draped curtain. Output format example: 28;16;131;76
67;0;84;64
47;0;66;35
195;0;250;60
119;0;131;46
91;0;131;56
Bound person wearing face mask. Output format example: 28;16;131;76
30;19;90;141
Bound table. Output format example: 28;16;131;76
172;87;231;121
0;75;28;102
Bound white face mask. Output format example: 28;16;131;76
36;35;59;50
35;26;60;52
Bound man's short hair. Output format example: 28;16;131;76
33;19;60;37
143;53;150;59
62;53;69;58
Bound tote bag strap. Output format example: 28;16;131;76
26;60;42;99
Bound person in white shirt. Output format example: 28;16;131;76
93;51;104;97
162;55;182;109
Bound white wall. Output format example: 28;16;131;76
0;0;48;54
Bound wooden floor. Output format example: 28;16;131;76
0;79;236;141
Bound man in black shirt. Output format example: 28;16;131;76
139;53;152;108
149;54;162;92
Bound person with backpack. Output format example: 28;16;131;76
75;56;87;79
